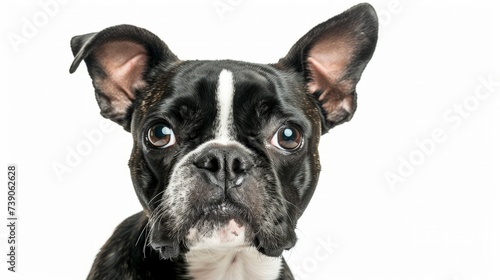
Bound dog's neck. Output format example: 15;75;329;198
185;247;282;280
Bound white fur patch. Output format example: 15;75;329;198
186;246;282;280
185;220;282;279
215;69;235;142
186;219;247;249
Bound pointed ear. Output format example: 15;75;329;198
278;3;378;132
69;24;179;131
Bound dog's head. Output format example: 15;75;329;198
70;3;377;259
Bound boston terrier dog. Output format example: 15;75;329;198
69;3;378;279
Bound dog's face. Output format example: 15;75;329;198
129;62;323;258
70;4;377;259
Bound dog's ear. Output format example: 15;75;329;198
278;3;378;133
70;25;179;131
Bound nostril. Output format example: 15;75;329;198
231;158;242;174
195;156;220;173
231;157;251;175
206;158;219;172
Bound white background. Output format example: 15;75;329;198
1;0;500;279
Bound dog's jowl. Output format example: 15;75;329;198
70;3;378;280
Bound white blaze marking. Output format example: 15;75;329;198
215;69;235;142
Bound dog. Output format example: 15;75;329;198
69;3;378;279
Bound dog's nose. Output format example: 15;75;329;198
194;145;252;190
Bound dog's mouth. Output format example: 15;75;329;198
196;201;251;226
151;201;255;259
186;201;254;245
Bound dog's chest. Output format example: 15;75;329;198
185;247;282;280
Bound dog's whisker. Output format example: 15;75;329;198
282;198;301;212
147;190;166;206
141;226;149;258
136;224;148;247
146;204;166;243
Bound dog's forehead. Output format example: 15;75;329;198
141;60;302;116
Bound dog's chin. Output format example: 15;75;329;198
154;219;252;261
152;203;255;260
186;218;250;251
185;202;253;250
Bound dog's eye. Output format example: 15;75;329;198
271;126;303;151
147;123;176;148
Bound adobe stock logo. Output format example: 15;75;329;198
385;72;500;191
7;0;69;53
293;235;340;280
212;0;243;20
52;119;116;182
